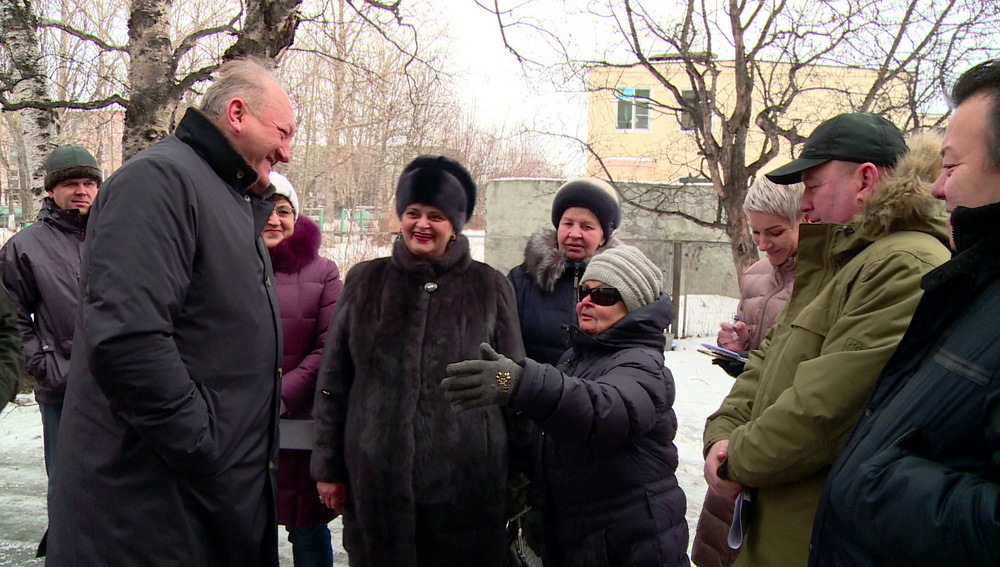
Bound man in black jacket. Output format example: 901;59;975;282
0;144;100;475
809;59;1000;567
0;293;24;411
46;56;292;567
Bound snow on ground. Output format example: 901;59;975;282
0;335;735;565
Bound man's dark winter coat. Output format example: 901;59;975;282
809;201;1000;567
0;197;86;404
0;293;24;408
508;228;619;366
513;294;689;567
311;236;525;567
271;214;342;527
46;108;283;567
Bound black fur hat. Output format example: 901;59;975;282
551;177;622;238
395;155;477;232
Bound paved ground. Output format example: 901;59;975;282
0;397;346;566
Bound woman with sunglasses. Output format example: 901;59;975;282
443;245;688;567
264;173;343;567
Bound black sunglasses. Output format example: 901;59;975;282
577;285;622;306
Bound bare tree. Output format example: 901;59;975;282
277;1;559;231
484;0;1000;278
0;0;60;203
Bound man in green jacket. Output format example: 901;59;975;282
702;113;951;567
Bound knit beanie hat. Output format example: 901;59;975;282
44;145;102;192
395;155;476;233
551;177;622;238
269;172;299;220
581;245;662;312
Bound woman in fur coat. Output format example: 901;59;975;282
266;173;343;567
311;156;525;567
507;177;622;366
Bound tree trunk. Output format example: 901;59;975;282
724;193;758;285
224;0;302;60
123;0;175;160
0;0;60;200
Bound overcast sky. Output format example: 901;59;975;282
418;1;591;174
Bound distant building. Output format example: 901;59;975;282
587;59;918;183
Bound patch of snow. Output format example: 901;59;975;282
0;335;735;564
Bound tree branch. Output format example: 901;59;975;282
0;93;128;111
37;18;126;52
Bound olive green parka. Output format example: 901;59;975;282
703;134;951;567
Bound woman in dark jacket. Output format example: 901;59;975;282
265;173;343;567
311;156;525;567
444;245;689;567
508;177;622;366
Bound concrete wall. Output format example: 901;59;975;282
483;178;742;301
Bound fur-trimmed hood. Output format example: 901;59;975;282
858;132;945;237
268;215;322;274
520;227;622;293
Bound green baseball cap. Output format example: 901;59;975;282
765;113;907;185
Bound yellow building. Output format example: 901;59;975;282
587;59;914;182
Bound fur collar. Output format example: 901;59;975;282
858;132;944;237
268;215;321;274
391;233;472;277
521;227;622;293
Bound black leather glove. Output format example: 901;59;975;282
441;343;523;412
711;356;746;378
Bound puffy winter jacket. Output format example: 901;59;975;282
0;197;86;404
271;214;342;527
513;294;689;567
733;255;796;351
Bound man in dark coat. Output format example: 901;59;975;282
45;57;292;567
808;59;1000;567
0;293;24;411
0;144;101;474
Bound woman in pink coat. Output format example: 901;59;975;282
265;173;344;567
694;176;804;567
717;177;805;359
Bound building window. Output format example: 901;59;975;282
680;89;699;131
617;88;650;130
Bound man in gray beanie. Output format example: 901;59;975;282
0;143;102;479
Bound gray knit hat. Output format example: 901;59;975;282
44;145;102;192
581;245;662;312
